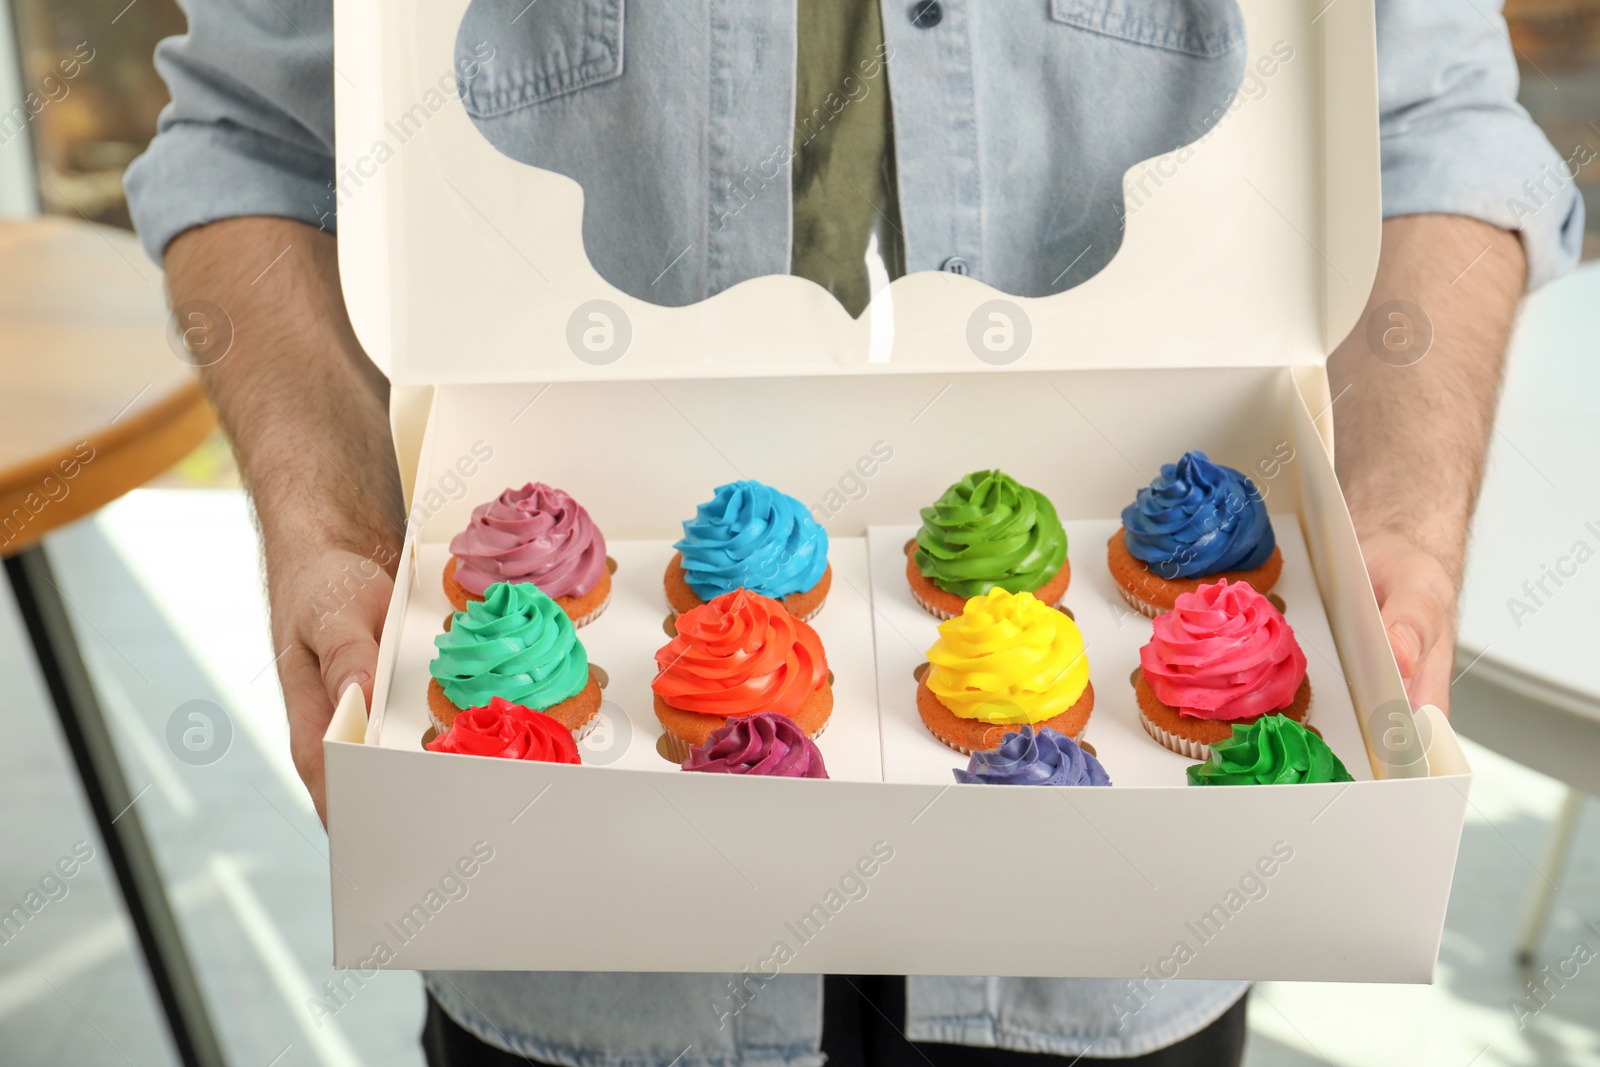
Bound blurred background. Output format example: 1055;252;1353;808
2;1;1599;1065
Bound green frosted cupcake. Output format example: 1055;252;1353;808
427;582;602;740
906;470;1070;619
1187;715;1353;785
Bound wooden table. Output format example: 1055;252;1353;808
1452;260;1600;963
0;217;224;1067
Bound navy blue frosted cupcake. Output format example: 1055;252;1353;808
1107;451;1281;617
953;725;1111;786
664;481;832;620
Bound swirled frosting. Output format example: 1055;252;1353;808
1140;579;1306;722
449;483;607;598
914;470;1067;596
926;588;1089;724
1187;715;1352;785
682;712;828;778
431;582;589;710
652;590;828;718
426;696;582;763
953;725;1110;786
675;481;829;600
1121;451;1274;578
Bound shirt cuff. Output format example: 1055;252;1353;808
1381;109;1585;291
124;120;336;266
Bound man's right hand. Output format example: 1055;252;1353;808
165;217;407;827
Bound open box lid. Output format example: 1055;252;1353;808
332;0;1381;387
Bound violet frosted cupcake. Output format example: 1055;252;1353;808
953;725;1110;786
444;483;611;626
681;711;828;778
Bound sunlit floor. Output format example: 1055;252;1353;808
1;488;1598;1067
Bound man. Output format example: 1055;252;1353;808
125;0;1580;1064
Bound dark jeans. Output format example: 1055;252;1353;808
423;977;1248;1067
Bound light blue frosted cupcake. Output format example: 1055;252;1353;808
664;480;832;620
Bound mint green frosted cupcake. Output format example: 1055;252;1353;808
427;582;601;739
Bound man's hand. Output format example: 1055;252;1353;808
1355;530;1459;711
165;217;405;824
271;544;396;825
1331;214;1526;713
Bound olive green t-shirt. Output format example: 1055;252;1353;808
790;0;904;317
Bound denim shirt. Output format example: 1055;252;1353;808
127;0;1580;1061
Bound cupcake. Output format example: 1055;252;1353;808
1135;579;1310;760
1109;451;1281;617
652;589;832;762
428;581;602;739
1187;715;1352;785
444;483;611;626
907;470;1069;619
953;725;1110;786
666;481;831;620
426;696;582;764
917;588;1094;754
681;712;828;778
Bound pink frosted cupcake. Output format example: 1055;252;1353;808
443;483;611;626
1134;579;1311;760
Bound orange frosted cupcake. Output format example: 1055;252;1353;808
444;483;611;626
1135;579;1310;760
651;589;832;762
917;588;1094;755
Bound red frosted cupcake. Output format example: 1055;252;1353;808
425;696;582;764
1135;579;1311;760
651;589;833;762
444;483;611;626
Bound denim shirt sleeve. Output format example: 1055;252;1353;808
1376;0;1584;290
123;0;336;265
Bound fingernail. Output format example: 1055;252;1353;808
335;673;370;704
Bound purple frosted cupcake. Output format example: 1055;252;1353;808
954;725;1110;786
682;712;828;779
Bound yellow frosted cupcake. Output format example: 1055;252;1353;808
916;588;1095;754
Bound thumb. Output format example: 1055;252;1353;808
1380;590;1440;688
312;611;381;715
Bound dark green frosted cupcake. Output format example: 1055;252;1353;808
1187;715;1353;785
905;470;1069;619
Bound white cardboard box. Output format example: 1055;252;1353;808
324;0;1472;980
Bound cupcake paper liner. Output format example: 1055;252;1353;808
570;593;611;629
1138;701;1314;762
1116;584;1164;619
1138;709;1213;760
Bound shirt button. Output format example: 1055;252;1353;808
941;255;969;275
911;1;943;28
